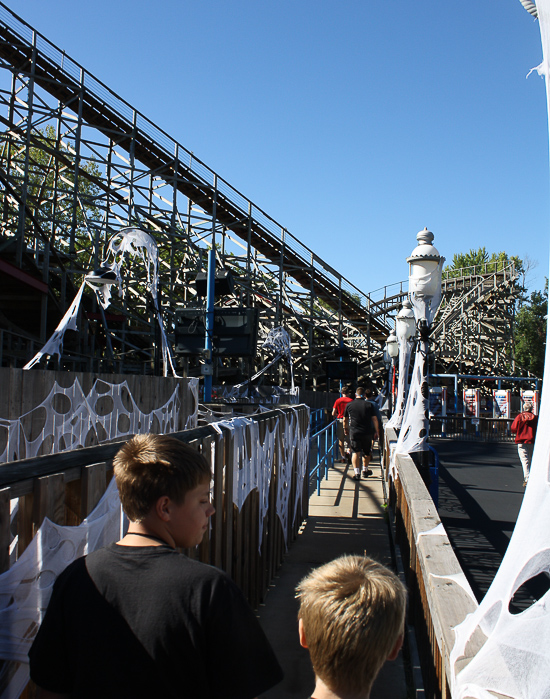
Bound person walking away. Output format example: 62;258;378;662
332;386;353;463
344;387;379;480
511;400;538;486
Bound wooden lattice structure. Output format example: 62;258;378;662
0;3;393;389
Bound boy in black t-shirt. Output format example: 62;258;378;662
29;434;283;699
296;555;406;699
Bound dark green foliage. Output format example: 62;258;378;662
444;247;523;279
514;283;548;378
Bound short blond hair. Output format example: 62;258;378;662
113;434;211;522
296;555;407;696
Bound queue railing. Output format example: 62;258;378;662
309;419;337;495
430;416;514;441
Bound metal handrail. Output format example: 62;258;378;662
309;419;337;495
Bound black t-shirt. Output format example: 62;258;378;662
344;398;376;436
29;544;283;698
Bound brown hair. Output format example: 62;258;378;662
113;433;211;522
296;555;407;696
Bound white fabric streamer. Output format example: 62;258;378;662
390;277;443;478
387;338;413;430
23;284;86;370
23;228;180;378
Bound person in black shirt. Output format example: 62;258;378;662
29;434;283;699
344;387;379;480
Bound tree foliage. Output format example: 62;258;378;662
514;282;548;378
444;247;523;279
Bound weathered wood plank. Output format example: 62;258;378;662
33;474;65;528
0;487;10;573
81;462;108;518
394;451;479;696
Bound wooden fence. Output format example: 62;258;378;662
0;405;310;697
384;426;479;698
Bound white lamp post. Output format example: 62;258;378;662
388;299;416;429
385;331;399;414
405;228;444;482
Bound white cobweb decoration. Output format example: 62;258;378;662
277;407;310;545
0;377;189;464
215;326;297;402
262;326;292;360
210;409;309;550
24;228;179;378
0;479;123;697
211;416;276;546
450;3;550;696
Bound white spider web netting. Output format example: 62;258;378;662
0;377;194;465
0;406;309;698
276;408;309;547
215;327;297;402
211;416;276;546
449;3;550;696
0;479;123;698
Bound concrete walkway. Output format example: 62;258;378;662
257;451;408;699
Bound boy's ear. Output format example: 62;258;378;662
298;618;308;649
387;633;404;662
155;496;171;522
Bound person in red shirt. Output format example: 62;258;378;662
332;386;353;462
511;400;538;486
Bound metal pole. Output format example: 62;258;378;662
204;246;215;402
204;179;218;402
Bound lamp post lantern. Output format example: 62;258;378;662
396;298;416;343
385;331;399;413
406;227;444;483
388;298;416;429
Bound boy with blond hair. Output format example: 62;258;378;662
29;433;282;699
296;555;407;699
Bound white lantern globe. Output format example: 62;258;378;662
396;299;416;341
407;227;443;298
386;332;399;359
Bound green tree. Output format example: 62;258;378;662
514;282;548;377
444;247;523;279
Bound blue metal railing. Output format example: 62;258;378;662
309;419;338;496
309;408;326;434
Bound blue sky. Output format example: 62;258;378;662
10;0;550;299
